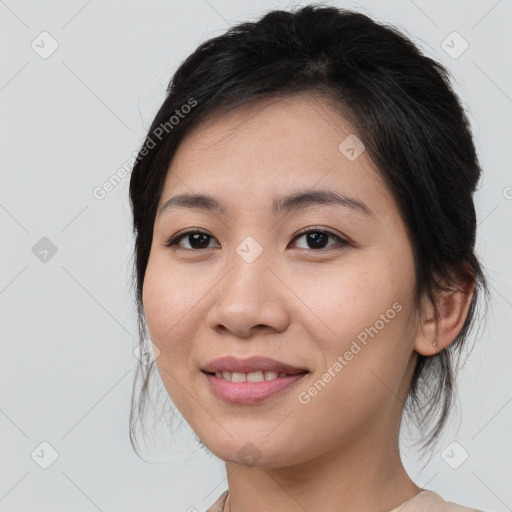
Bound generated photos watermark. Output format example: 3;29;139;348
92;97;197;200
297;301;403;405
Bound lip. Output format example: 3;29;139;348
203;372;308;404
201;356;308;375
201;356;309;404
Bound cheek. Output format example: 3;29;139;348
141;256;204;412
292;259;408;342
296;256;416;401
142;257;199;376
293;276;414;430
141;269;171;341
142;253;201;339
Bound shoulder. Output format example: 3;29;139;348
393;489;485;512
205;490;228;512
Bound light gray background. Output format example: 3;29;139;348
0;0;510;511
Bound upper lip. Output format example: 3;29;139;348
201;356;308;375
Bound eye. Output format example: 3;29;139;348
163;229;219;250
289;227;349;251
163;227;349;251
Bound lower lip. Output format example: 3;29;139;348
203;372;307;404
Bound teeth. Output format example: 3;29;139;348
231;372;246;382
214;370;285;382
247;371;264;382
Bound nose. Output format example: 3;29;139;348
206;250;291;339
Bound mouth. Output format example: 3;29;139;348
201;356;309;404
204;370;302;382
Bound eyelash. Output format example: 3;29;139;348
163;227;350;252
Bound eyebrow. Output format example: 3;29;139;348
159;189;373;217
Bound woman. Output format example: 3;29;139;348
128;5;489;511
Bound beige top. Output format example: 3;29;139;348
205;489;483;512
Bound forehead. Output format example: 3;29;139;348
159;94;397;220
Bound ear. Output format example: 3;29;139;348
414;270;475;356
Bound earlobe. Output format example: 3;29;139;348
414;275;475;357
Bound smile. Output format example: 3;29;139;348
202;370;308;404
213;370;293;382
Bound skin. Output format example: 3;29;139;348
142;93;474;512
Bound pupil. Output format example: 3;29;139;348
191;233;210;248
308;232;327;249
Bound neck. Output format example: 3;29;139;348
223;432;421;512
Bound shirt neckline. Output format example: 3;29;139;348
219;488;430;512
389;489;429;511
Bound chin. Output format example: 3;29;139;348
197;433;308;468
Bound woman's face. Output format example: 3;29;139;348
142;94;422;467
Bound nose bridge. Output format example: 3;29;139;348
224;235;273;302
